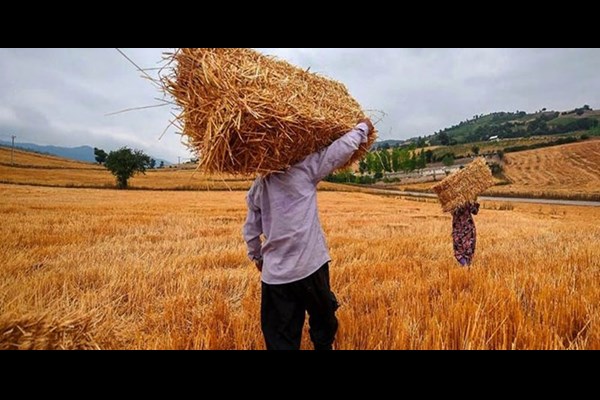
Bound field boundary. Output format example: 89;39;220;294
2;180;599;206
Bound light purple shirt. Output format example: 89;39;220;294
243;123;370;284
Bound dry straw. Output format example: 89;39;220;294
160;48;377;175
0;314;100;350
432;157;495;213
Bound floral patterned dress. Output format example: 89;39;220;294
451;202;480;266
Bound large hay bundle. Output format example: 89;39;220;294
432;157;495;213
160;48;377;175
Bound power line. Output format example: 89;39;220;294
11;135;16;166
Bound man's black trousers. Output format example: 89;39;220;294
261;263;339;350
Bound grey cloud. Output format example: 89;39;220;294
1;48;598;161
0;48;186;162
11;105;50;127
260;48;600;138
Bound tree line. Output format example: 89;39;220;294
358;147;430;177
430;106;597;145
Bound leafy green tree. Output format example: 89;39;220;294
378;150;392;173
528;118;548;134
325;169;355;183
372;153;384;175
149;158;156;169
407;151;417;171
471;145;480;155
398;148;411;172
416;149;427;169
442;154;455;167
424;149;433;164
104;147;151;189
391;148;401;172
94;147;108;164
358;158;369;174
438;131;450;146
364;152;377;174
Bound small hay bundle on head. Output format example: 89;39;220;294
160;48;377;175
432;157;495;213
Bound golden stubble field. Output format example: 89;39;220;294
0;147;252;190
490;139;600;199
1;183;599;349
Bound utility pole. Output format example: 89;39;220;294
178;156;181;165
11;135;16;166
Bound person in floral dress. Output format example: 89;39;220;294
451;201;480;266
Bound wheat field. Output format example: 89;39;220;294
0;146;256;190
486;140;600;200
0;146;102;169
0;147;373;195
1;183;599;349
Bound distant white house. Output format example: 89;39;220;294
489;135;499;141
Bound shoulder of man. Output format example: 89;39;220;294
248;176;264;197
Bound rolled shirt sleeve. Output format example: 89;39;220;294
302;122;370;184
242;186;263;261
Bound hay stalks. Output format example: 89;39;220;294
159;48;377;175
0;313;102;350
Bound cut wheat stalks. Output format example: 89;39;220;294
0;314;101;350
159;48;377;175
432;157;495;213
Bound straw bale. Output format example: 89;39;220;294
160;48;377;175
432;157;495;213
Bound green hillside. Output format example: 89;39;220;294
428;105;599;145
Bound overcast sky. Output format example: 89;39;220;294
0;48;598;163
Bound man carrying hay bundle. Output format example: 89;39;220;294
243;118;374;351
432;157;495;267
160;48;377;350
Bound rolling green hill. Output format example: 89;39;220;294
428;105;599;146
